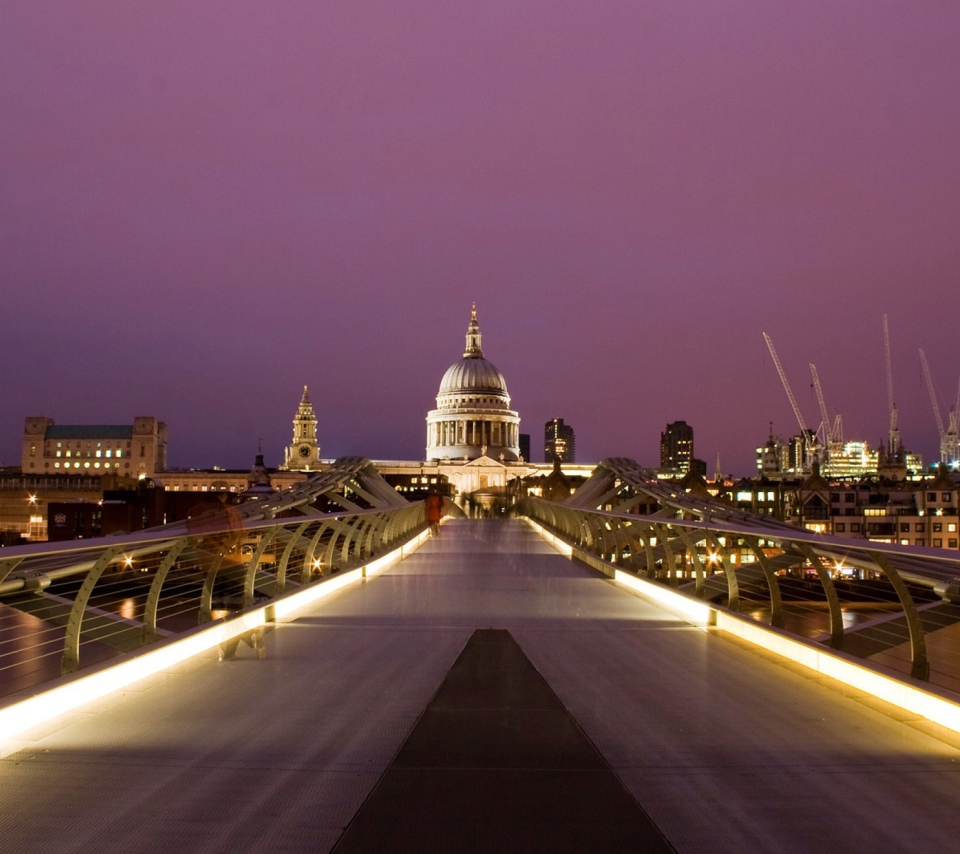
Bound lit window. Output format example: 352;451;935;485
106;450;112;457
54;462;60;468
56;451;61;457
96;451;102;457
949;524;958;533
117;450;122;458
900;539;909;545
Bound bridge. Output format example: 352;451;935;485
2;458;960;851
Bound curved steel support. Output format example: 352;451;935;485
675;527;707;597
303;522;332;583
199;553;228;624
276;521;312;593
745;536;785;629
869;550;930;680
653;524;679;583
61;545;125;674
243;529;280;607
142;540;188;644
704;531;739;610
795;543;844;650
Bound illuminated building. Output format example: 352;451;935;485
281;385;322;471
544;418;575;463
425;306;521;463
660;421;694;474
21;417;167;479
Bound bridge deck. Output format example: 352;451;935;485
2;519;960;852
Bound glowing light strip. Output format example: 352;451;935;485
0;527;432;750
614;570;714;626
716;613;960;734
523;513;960;735
523;518;574;556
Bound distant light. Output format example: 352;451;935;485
27;494;38;505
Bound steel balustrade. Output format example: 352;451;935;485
519;458;960;686
0;458;431;688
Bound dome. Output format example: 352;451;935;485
425;305;521;463
439;357;508;396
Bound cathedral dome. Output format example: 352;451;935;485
436;305;509;402
438;357;508;397
425;306;521;463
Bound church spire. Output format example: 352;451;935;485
463;303;483;358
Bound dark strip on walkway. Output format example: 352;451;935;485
332;629;675;853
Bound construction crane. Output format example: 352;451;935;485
918;349;959;466
763;332;818;471
882;315;900;454
810;363;843;459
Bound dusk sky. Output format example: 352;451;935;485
2;2;959;475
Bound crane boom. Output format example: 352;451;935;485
883;314;899;452
763;333;816;470
809;364;833;445
919;349;948;463
763;333;808;435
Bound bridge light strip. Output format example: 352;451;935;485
526;516;960;737
613;570;714;626
716;612;960;735
522;518;574;557
0;526;433;754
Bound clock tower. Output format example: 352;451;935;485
282;385;322;471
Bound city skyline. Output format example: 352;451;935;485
2;3;959;474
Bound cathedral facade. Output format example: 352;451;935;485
425;306;521;463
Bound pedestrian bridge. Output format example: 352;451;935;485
2;462;960;851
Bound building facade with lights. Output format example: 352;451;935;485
544;418;575;463
21;417;167;479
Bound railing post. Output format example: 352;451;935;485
62;545;125;674
276;521;312;594
745;536;785;629
869;550;930;680
795;543;844;650
142;540;188;644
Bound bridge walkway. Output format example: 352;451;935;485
1;519;960;852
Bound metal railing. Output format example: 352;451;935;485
519;492;960;691
0;460;431;697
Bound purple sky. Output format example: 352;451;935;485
2;2;959;474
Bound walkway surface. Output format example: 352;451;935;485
2;519;960;852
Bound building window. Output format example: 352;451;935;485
851;523;860;532
900;523;909;532
949;523;958;533
944;493;952;502
934;523;943;532
845;494;855;503
928;492;937;501
934;538;943;548
916;523;925;532
950;539;958;549
835;523;845;533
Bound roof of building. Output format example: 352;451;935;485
437;306;510;399
45;425;133;440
